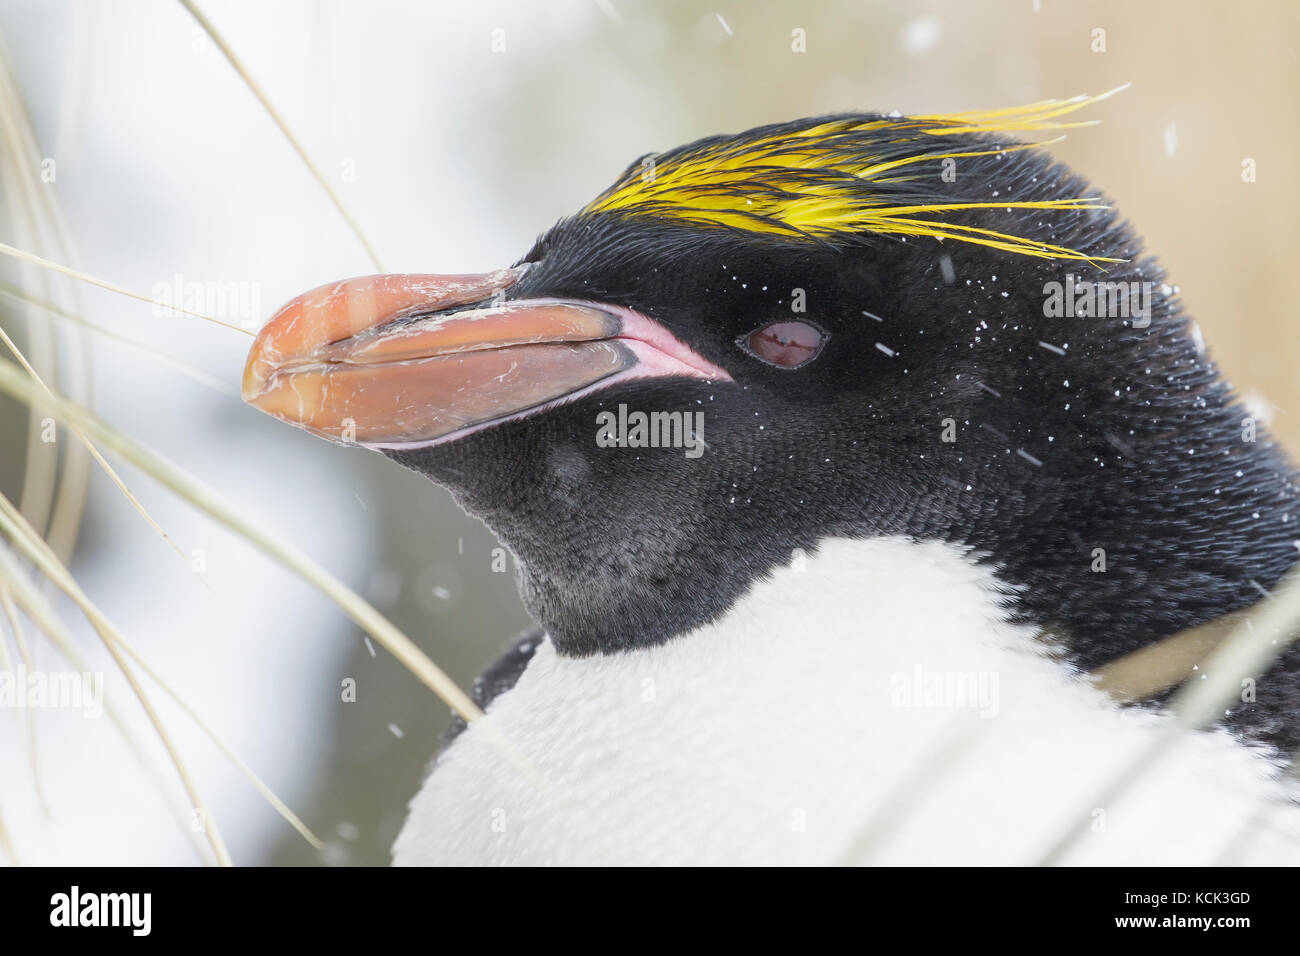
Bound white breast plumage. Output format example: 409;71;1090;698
394;537;1300;865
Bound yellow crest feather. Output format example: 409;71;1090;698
584;87;1129;265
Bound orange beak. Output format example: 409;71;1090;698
242;269;730;447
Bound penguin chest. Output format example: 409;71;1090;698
394;537;1300;866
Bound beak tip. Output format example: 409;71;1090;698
241;269;531;440
240;350;275;409
240;356;263;404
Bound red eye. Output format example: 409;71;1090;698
740;321;826;369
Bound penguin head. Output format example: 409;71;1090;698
243;102;1299;659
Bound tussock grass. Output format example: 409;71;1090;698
0;320;187;561
0;34;90;567
0;491;234;865
0;279;233;396
0;241;249;335
179;0;386;272
0;543;220;865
